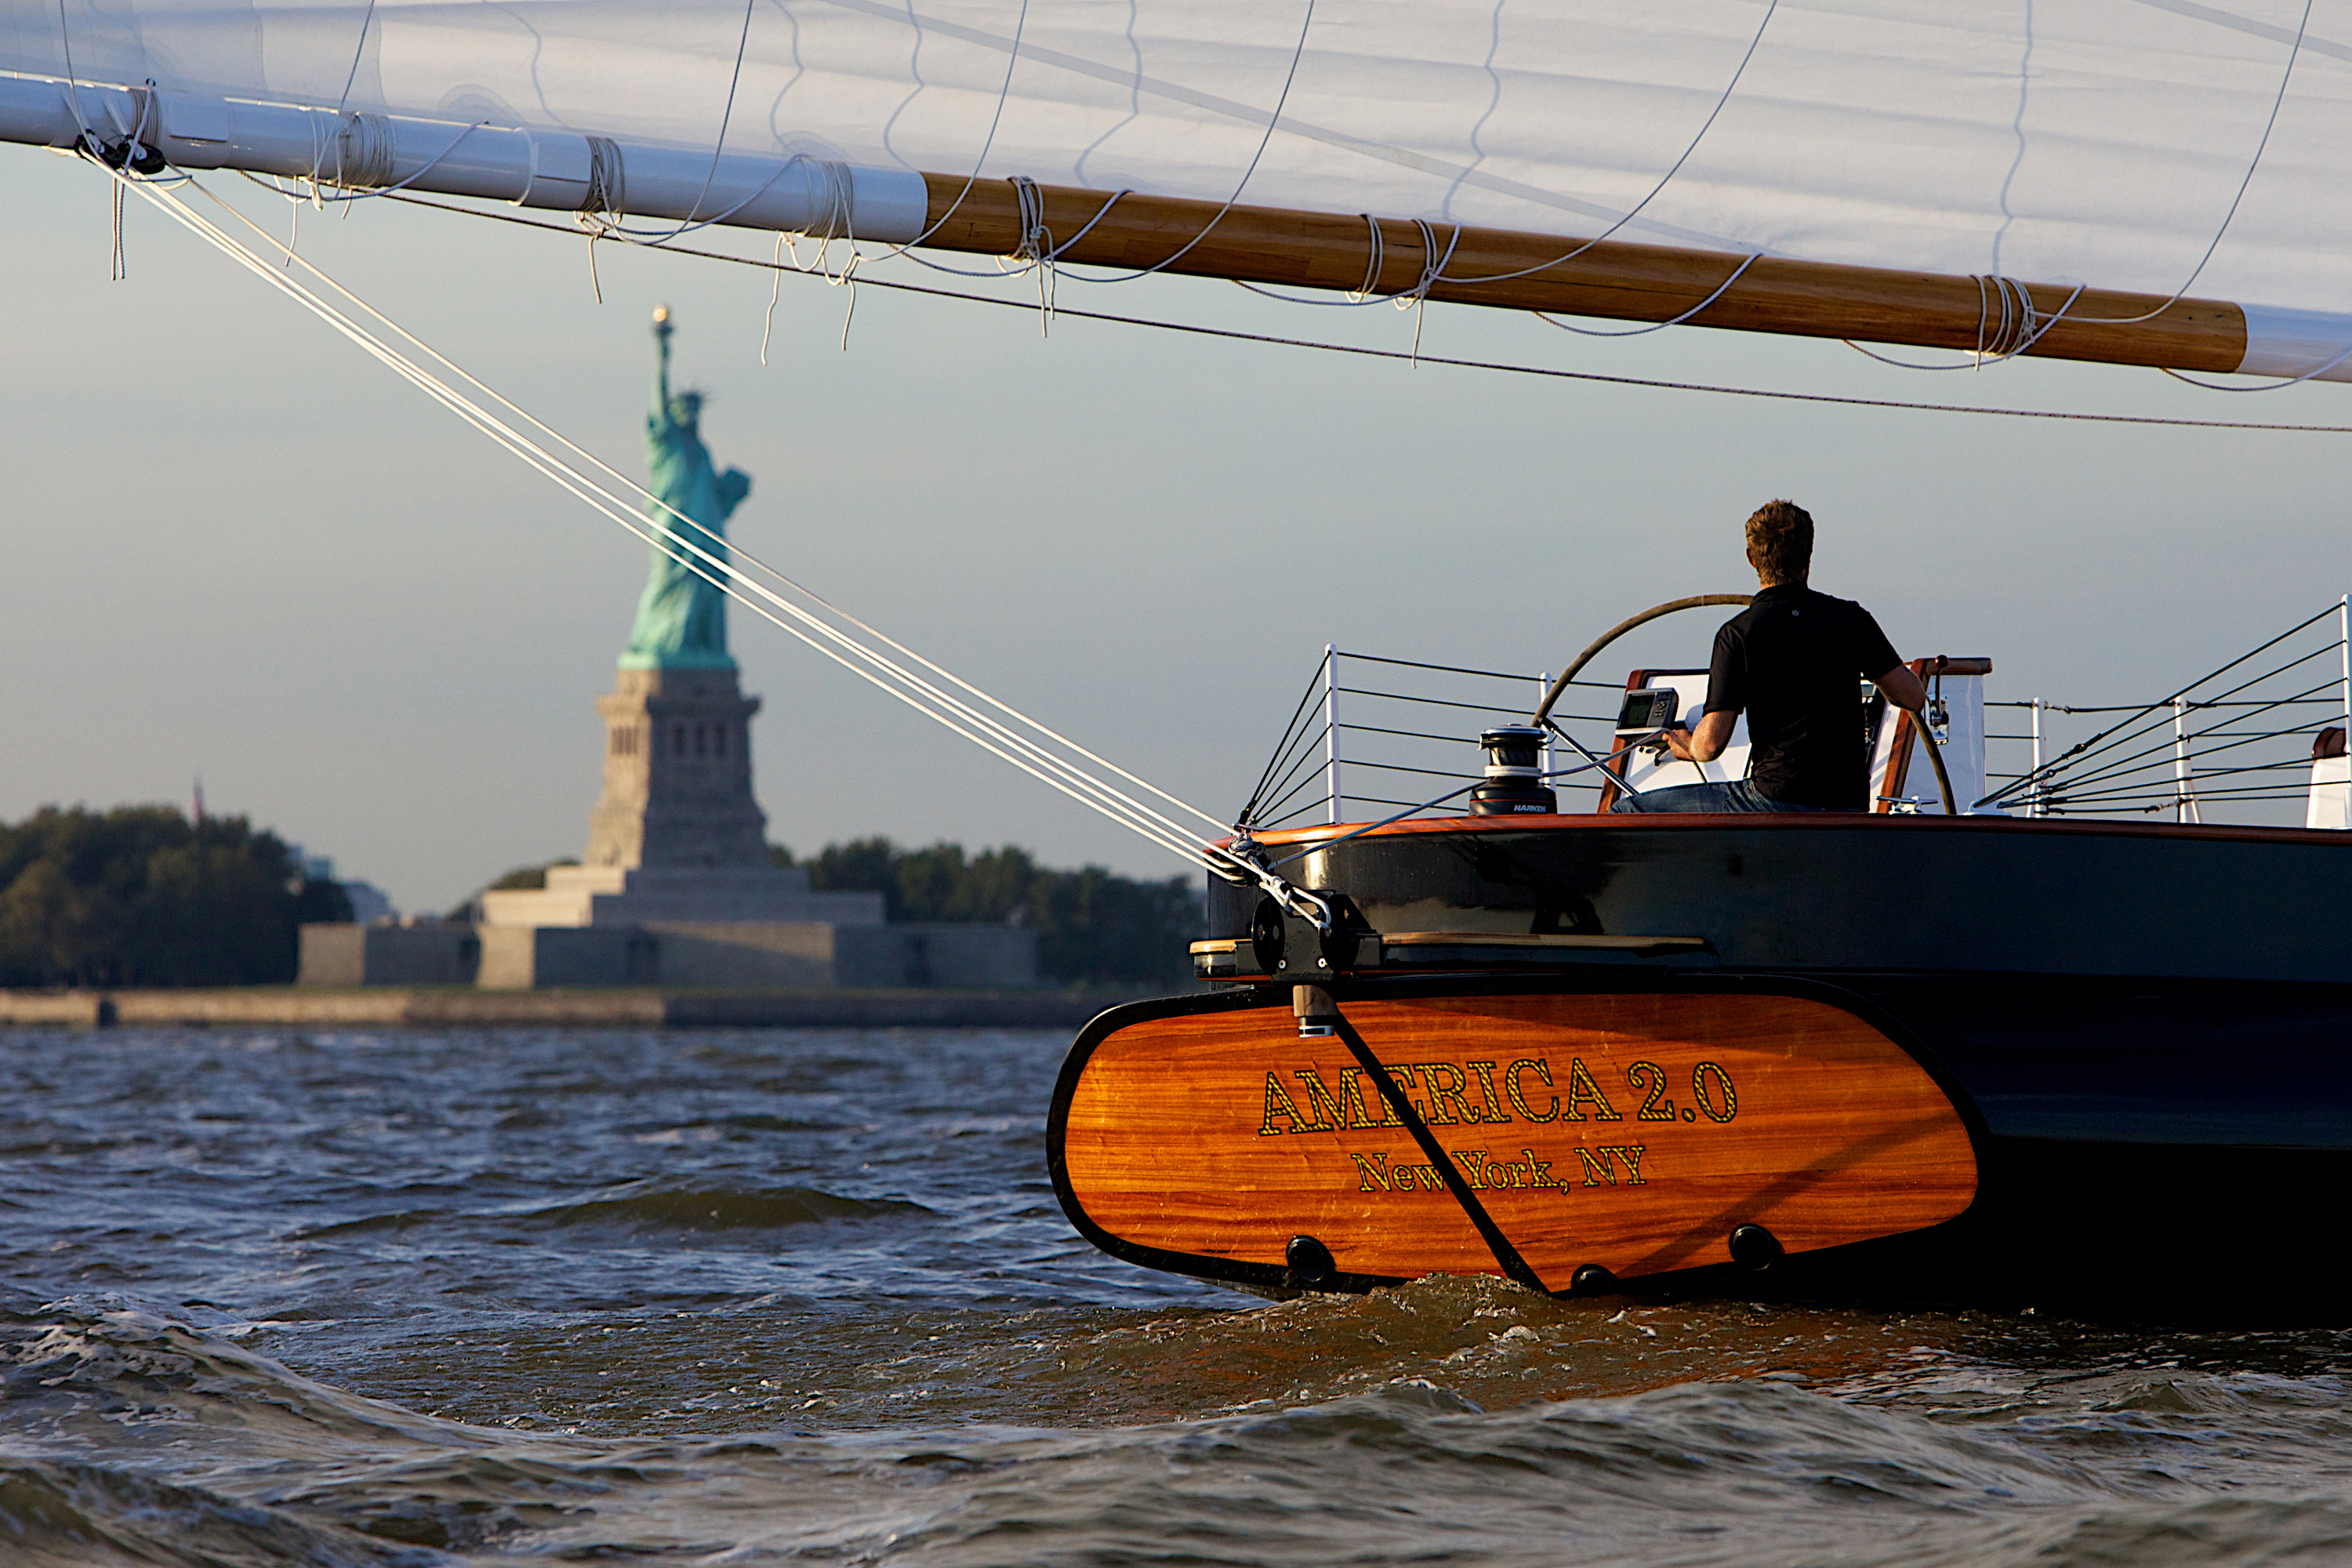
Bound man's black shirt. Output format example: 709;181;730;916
1705;584;1902;808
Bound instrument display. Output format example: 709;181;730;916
1615;688;1681;735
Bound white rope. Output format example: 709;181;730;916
123;169;1238;875
1537;252;1761;337
1440;0;1778;291
2071;0;2312;327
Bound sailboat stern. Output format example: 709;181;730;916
1048;984;1979;1295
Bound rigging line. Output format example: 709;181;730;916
1251;724;1337;823
1536;252;1762;337
1053;0;1318;285
241;125;493;209
2027;640;2344;776
334;0;377;118
1980;601;2343;804
1440;0;1777;290
2027;677;2346;794
2163;338;2352;392
2071;0;2312;325
138;209;1214;867
373;193;2352;436
142;178;1228;869
1333;651;1537;681
626;0;759;243
1242;655;1336;822
1252;728;1343;823
1262;748;1625;872
193;189;1229;844
858;0;1037;264
1841;281;2088;370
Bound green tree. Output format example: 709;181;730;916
0;806;348;987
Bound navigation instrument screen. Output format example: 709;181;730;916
1615;688;1679;734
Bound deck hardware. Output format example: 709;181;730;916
1729;1224;1784;1271
1283;1235;1338;1290
1292;984;1338;1037
1470;725;1559;815
1570;1264;1618;1296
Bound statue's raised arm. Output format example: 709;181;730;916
650;303;676;431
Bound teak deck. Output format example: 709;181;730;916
1055;991;1977;1291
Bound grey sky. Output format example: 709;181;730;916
4;149;2347;913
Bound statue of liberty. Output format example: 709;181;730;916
620;306;751;670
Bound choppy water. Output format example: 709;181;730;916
4;1025;2350;1566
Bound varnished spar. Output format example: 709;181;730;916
918;173;2249;375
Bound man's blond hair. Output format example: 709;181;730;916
1745;499;1813;586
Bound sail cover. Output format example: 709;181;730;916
5;0;2350;315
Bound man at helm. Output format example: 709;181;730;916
1612;499;1928;812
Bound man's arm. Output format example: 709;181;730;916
1664;710;1737;763
1874;663;1928;713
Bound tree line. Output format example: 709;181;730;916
779;839;1200;989
0;807;350;988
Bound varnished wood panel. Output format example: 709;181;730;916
1060;992;1976;1287
922;174;2247;372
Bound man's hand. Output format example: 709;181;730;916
1667;710;1738;763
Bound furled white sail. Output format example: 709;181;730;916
6;1;2352;356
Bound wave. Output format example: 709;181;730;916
0;1459;430;1568
10;1293;2352;1566
521;1179;932;1232
285;1180;932;1241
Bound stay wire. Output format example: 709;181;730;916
195;185;1232;845
1981;602;2343;807
136;172;1231;871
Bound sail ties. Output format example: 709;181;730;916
326;114;396;193
1399;220;1462;364
1007;174;1058;334
993;176;1131;336
1348;215;1385;302
1843;275;2086;372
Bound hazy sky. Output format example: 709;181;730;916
5;149;2350;913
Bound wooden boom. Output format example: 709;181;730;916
920;173;2249;373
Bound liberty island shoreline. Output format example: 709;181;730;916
0;983;1127;1029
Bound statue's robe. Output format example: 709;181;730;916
622;405;750;670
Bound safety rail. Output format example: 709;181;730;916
1236;647;1624;829
1980;597;2350;821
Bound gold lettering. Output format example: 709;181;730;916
1451;1149;1491;1189
1521;1146;1557;1189
1288;1069;1345;1132
1260;1073;1310;1137
1339;1067;1403;1129
1384;1065;1436;1123
1413;1062;1487;1125
1467;1061;1513;1123
1350;1150;1395;1192
1606;1144;1649;1185
1504;1058;1560;1123
1561;1057;1624;1123
1575;1149;1615;1186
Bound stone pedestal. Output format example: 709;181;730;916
586;666;771;870
479;864;884;928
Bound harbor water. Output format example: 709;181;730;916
4;1025;2350;1566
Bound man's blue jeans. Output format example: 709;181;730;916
1609;780;1834;813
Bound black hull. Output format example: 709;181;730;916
1060;814;2352;1316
